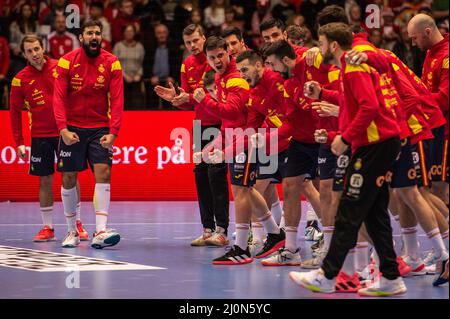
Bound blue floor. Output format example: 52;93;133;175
0;201;448;299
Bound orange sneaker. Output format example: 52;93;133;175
33;225;56;242
397;256;412;277
335;271;361;293
76;220;89;241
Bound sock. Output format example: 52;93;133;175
402;227;420;259
61;186;77;232
427;228;448;260
235;223;250;250
306;201;318;221
76;202;81;221
94;183;110;233
442;230;449;251
279;212;286;228
258;211;280;235
271;200;283;225
285;226;298;252
322;226;334;251
342;248;356;275
251;221;265;243
40;206;53;228
355;242;369;272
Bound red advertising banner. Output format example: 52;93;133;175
0;111;199;201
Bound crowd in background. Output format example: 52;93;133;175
0;0;448;110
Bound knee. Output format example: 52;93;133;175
62;174;77;188
95;166;111;183
39;175;53;188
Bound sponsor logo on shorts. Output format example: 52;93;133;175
350;173;364;188
354;158;362;171
318;157;327;165
337;155;349;168
235;152;246;164
376;171;393;187
412;152;420;165
408;168;417;180
59;151;71;158
30;156;42;163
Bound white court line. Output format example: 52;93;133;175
173;237;193;240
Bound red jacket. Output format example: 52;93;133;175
324;56;400;151
422;33;449;137
10;57;59;146
53;48;124;135
177;52;221;126
0;36;9;77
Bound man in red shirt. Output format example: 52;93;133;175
154;24;230;247
9;35;88;243
53;20;124;249
408;14;449;205
47;14;80;59
289;23;406;297
111;0;140;44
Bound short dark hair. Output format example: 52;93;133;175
285;25;306;42
20;34;44;52
204;36;227;53
203;69;216;87
80;19;103;34
221;26;243;41
259;18;285;34
235;50;263;65
182;24;205;37
318;23;353;50
263;40;296;61
316;5;349;27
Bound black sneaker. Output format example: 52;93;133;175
212;245;253;265
255;228;286;259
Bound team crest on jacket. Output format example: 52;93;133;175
98;64;105;73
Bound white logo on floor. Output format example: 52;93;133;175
0;245;166;272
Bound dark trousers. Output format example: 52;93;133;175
322;137;401;280
194;125;230;233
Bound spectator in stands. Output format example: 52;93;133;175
113;24;145;109
47;14;79;59
302;25;318;48
272;0;296;24
0;34;9;109
89;1;112;42
204;0;227;35
250;0;272;48
145;23;180;109
190;8;203;25
300;0;326;33
173;0;197;45
287;13;305;27
348;3;362;28
368;28;384;48
381;7;399;50
112;0;140;44
392;25;425;76
39;0;68;28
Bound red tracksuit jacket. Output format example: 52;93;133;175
53;48;124;136
10;57;59;146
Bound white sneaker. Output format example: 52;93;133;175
289;268;336;293
191;228;213;246
249;240;264;257
401;255;426;276
204;227;229;246
302;248;327;269
91;229;121;249
261;247;302;266
423;249;438;274
304;221;323;241
358;276;407;297
61;231;80;248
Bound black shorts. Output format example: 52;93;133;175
257;150;288;183
229;148;259;187
332;149;352;192
411;139;432;188
429;125;446;182
390;138;417;188
29;137;59;176
57;126;112;172
285;140;319;179
318;145;337;180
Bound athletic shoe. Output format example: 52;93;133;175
91;229;120;249
249;240;264;257
358;261;379;288
289;268;336;293
76;220;89;241
311;236;324;257
335;271;361;293
302;247;327;269
232;230;253;244
358;276;407;297
423;249;438;274
212;245;253;265
304;220;323;241
400;255;426;276
255;229;286;259
261;247;302;266
433;258;449;287
191;228;213;246
396;256;412;277
61;231;80;248
33;225;56;242
205;227;229;246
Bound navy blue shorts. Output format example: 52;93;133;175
29;137;59;176
429;125;446;182
285;140;319;179
318;145;337;180
332;149;352;192
411;139;432;188
229;148;259;187
57;126;112;172
257;150;288;183
390;138;417;188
